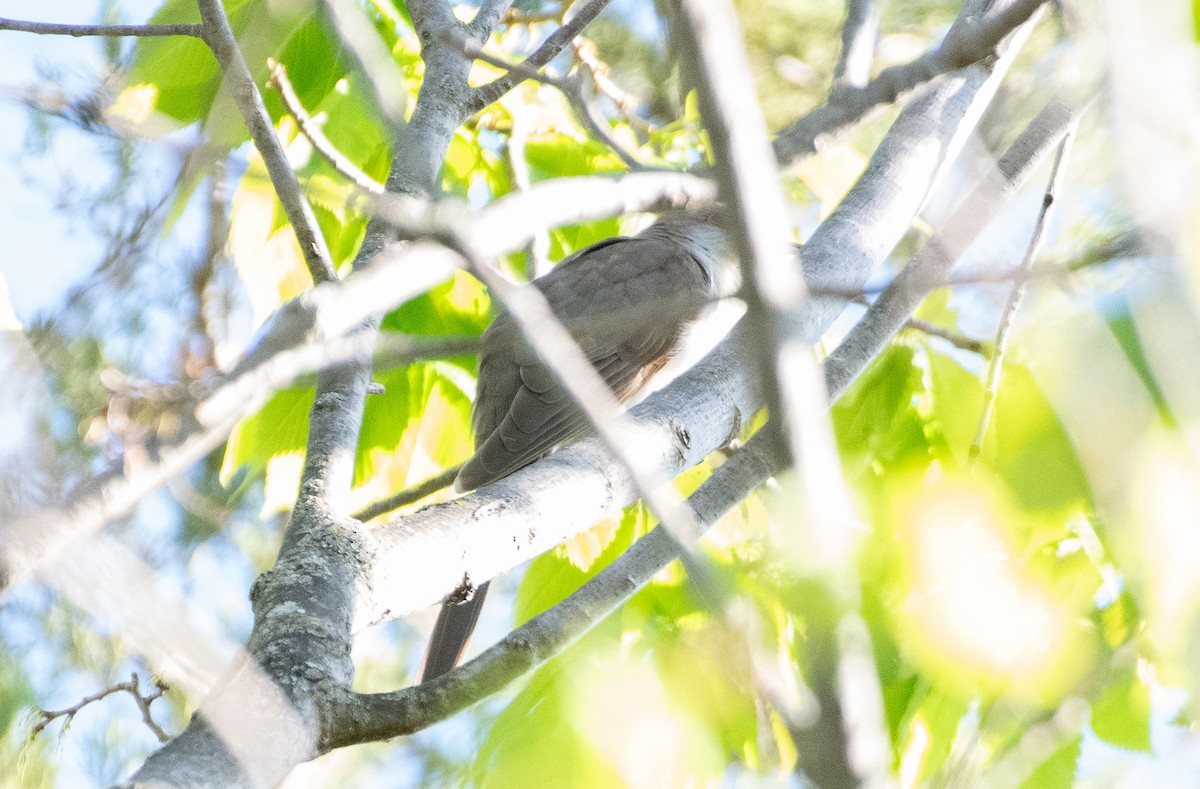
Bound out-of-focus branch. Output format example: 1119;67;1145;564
0;17;204;38
832;0;880;88
673;1;882;784
822;97;1082;397
323;0;410;127
772;0;1050;164
196;0;337;285
267;59;384;195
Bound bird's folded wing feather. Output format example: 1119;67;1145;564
456;235;712;491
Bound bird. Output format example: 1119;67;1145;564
420;209;737;682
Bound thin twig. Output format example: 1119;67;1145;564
466;42;644;169
267;59;384;195
969;125;1075;460
572;38;646;128
353;465;463;522
562;77;645;170
0;18;204;38
904;317;990;356
196;0;338;284
469;0;614;112
34;673;171;743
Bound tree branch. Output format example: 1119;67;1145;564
196;0;337;284
267;59;384;195
35;672;170;743
672;2;887;782
468;0;614;113
325;427;785;746
822;96;1082;396
772;0;1050;164
353;465;463;522
0;17;204;38
970;125;1075;460
467;0;516;38
833;0;880;88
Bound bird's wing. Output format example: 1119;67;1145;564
456;235;711;491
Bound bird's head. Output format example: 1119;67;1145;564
644;207;741;299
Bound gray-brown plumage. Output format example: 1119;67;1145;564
421;212;734;681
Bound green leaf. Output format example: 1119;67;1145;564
471;660;626;789
831;341;931;476
990;362;1092;512
220;385;312;488
354;360;474;489
228;149;313;325
1090;664;1153;752
220;362;474;513
127;0;314;143
382;270;492;337
1106;306;1173;424
898;687;971;785
514;503;649;626
125;0;218;124
923;340;986;463
524;133;625;179
653;632;758;767
1098;590;1141;648
0;652;34;738
1020;735;1081;789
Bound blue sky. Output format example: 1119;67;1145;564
1;0;162;323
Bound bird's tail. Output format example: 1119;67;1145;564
420;581;490;682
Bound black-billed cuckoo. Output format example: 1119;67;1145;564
421;211;737;681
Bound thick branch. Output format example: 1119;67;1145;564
325;426;784;746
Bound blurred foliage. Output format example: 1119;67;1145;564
4;0;1198;787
